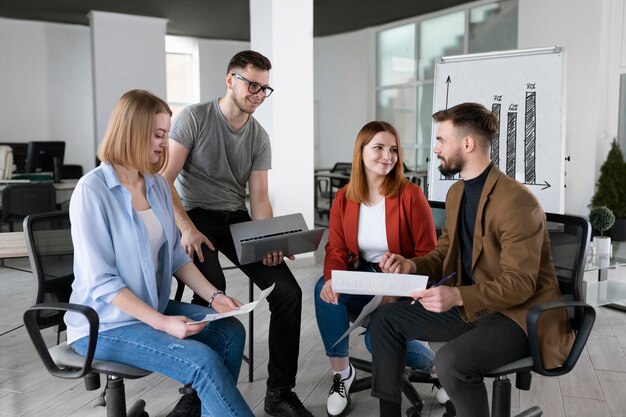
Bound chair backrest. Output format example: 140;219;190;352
61;164;83;180
428;200;446;238
545;212;591;324
24;211;74;331
2;183;56;226
331;162;352;175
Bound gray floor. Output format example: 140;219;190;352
1;246;626;417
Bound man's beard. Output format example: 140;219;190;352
437;153;463;177
232;93;259;115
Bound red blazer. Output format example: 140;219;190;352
323;183;437;280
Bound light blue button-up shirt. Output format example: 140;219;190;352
65;163;190;344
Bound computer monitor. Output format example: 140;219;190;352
0;142;28;173
25;141;65;181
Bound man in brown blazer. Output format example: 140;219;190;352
373;102;574;417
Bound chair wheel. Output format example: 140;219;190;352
406;407;421;417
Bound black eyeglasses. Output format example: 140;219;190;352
231;73;274;98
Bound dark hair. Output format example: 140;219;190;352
432;102;499;152
227;50;272;73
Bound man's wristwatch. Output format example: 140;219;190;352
207;290;225;308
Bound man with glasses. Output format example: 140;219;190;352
163;50;312;417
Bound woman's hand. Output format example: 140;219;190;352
379;252;416;274
159;315;207;339
210;293;243;313
320;279;340;304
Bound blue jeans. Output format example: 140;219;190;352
72;300;253;417
314;276;435;371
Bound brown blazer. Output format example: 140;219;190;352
412;165;574;369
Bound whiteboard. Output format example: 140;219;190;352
428;46;566;213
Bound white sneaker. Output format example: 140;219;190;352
435;387;450;404
326;364;356;417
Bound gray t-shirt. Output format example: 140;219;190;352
170;99;271;212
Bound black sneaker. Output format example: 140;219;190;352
265;389;314;417
167;384;201;417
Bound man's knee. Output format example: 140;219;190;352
434;342;480;383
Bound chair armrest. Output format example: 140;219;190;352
23;302;99;379
526;300;596;377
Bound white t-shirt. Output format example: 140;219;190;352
137;208;166;290
357;199;389;263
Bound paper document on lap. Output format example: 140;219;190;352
332;295;382;348
187;283;274;324
331;270;428;296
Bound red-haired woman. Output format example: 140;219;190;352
315;121;438;417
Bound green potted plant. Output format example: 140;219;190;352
589;205;615;256
590;139;626;241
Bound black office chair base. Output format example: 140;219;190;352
515;406;542;417
101;376;148;417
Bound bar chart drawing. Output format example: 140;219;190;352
524;90;537;185
491;102;501;166
506;109;517;178
430;47;565;213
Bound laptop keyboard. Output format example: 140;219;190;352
240;229;303;243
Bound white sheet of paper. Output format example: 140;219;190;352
331;270;428;296
187;283;275;324
331;295;382;348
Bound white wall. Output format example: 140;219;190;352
90;12;168;148
0;17;93;170
518;0;620;216
198;39;249;102
0;16;251;174
314;29;374;169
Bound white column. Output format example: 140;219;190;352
250;0;315;230
89;11;168;146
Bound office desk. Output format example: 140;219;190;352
0;179;77;209
0;232;27;259
584;253;626;312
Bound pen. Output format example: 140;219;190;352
411;271;457;305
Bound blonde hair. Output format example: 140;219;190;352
97;89;172;175
345;121;407;203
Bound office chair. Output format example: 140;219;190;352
429;212;595;417
22;211;151;417
428;200;446;238
315;162;352;220
484;213;595;417
349;330;454;417
1;182;56;231
61;164;84;180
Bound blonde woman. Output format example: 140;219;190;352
65;89;253;417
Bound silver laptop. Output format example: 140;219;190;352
230;213;325;265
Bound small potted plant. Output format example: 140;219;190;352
589;205;615;256
590;139;626;240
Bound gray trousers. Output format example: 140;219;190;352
369;300;529;417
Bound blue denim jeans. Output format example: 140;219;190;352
72;299;253;417
314;276;435;371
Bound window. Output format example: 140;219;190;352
376;0;518;171
166;53;194;119
165;36;200;120
619;74;626;150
